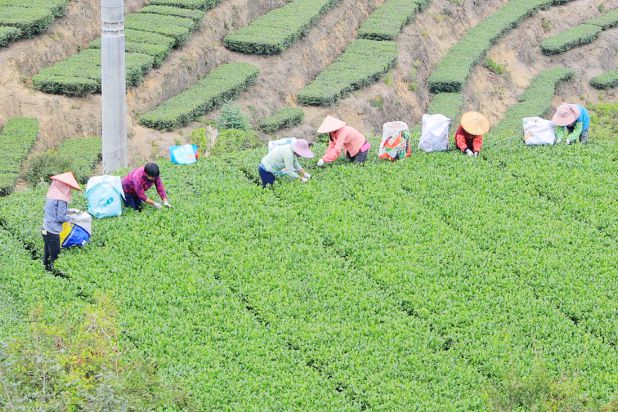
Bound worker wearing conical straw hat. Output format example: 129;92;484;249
552;103;590;144
41;172;81;271
316;116;371;166
454;111;490;157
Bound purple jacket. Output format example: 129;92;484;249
122;166;167;202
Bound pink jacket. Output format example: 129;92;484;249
322;126;366;163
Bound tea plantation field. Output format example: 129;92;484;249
1;127;617;409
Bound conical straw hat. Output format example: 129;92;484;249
50;172;81;190
461;111;490;136
552;103;580;126
317;115;346;133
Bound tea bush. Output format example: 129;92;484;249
358;0;429;40
0;0;69;46
590;69;618;90
0;26;20;47
0;118;38;196
298;39;398;106
139;62;260;130
587;7;618;29
427;92;463;121
540;24;601;55
428;0;576;93
224;0;339;54
258;107;305;133
139;5;205;21
57;136;101;182
150;0;218;9
24;150;73;188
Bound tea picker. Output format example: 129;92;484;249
455;112;490;156
316;116;371;166
121;162;171;211
41;172;82;271
258;139;314;188
552;103;590;144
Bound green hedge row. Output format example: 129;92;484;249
0;118;38;196
427;92;463;121
33;2;212;96
0;25;20;46
150;0;218;9
590;70;618;90
428;0;574;93
57;137;101;183
224;0;339;55
541;9;618;55
540;24;601;55
33;50;154;96
358;0;429;41
139;62;260;130
0;0;69;47
298;39;398;106
587;8;618;30
491;67;573;139
258;107;305;133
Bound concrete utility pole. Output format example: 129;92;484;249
101;0;127;173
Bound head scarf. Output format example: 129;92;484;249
47;180;72;203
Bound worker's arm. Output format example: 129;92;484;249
472;135;483;153
554;126;567;143
322;133;346;163
454;126;468;152
55;200;72;223
283;151;300;179
566;122;583;144
154;176;168;201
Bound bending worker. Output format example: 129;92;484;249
316;116;371;166
122;162;171;211
455;111;490;156
259;139;313;188
41;172;81;271
552;103;589;144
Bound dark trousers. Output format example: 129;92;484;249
123;193;143;211
258;165;276;188
42;231;60;271
346;147;369;163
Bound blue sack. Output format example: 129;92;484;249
170;144;198;165
86;176;125;219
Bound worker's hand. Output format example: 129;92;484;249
473;151;479;157
301;176;309;183
304;172;311;180
317;158;325;167
152;202;162;209
565;139;571;145
163;200;172;208
465;149;474;156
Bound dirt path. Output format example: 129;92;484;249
465;0;618;126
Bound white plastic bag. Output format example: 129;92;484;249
86;175;125;219
419;114;450;152
268;137;297;152
379;121;411;161
522;117;556;145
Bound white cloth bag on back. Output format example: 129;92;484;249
419;114;450;152
268;137;297;152
523;117;556;145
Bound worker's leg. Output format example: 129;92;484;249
123;193;143;211
258;165;275;188
579;129;589;144
352;148;369;163
42;231;60;271
42;230;50;270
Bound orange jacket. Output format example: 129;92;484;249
322;126;366;163
454;125;483;153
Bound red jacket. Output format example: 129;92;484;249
454;125;483;153
322;126;366;163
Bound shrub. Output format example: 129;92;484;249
57;137;101;183
590;70;618;90
217;104;251;131
428;0;575;93
588;102;618;140
491;67;573;140
89;28;176;50
427;92;463;122
358;0;426;41
150;0;219;10
298;39;398;106
90;40;170;67
0;118;38;194
24;150;73;188
124;13;195;46
0;6;54;38
139;62;260;130
210;129;262;155
139;5;205;21
258;107;304;133
224;0;339;55
0;0;70;17
0;26;20;47
540;24;601;55
484;57;506;75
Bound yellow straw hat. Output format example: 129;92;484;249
460;111;490;135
